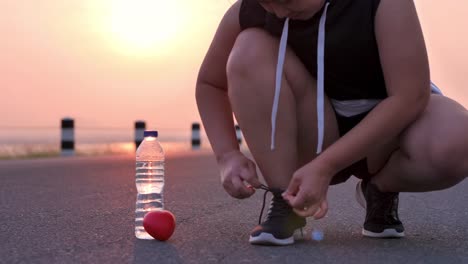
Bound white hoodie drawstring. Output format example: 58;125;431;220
315;2;330;154
270;17;290;150
270;2;330;153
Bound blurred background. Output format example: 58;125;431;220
0;0;466;159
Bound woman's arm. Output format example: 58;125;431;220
196;1;262;198
196;1;242;161
284;0;431;217
314;0;431;176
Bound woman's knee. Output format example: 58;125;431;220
226;28;277;80
402;95;468;184
226;28;313;103
226;28;279;104
426;101;468;182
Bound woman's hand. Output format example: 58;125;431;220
217;150;262;199
282;161;335;219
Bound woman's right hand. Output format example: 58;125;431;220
217;150;262;199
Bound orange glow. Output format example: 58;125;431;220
0;0;466;141
103;0;186;56
120;142;137;152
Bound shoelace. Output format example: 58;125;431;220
256;184;306;239
257;184;289;225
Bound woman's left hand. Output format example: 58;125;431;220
282;161;336;219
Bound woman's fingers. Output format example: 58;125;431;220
313;200;328;220
291;199;328;219
222;174;253;199
283;176;300;199
220;157;260;199
240;165;262;188
293;203;320;218
231;175;255;198
283;178;328;219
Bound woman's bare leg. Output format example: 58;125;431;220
226;28;339;189
369;95;468;192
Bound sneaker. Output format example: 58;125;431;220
249;187;306;246
356;180;405;238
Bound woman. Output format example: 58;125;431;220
195;0;468;246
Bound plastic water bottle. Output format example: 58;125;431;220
135;130;165;239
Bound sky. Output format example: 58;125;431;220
0;0;467;142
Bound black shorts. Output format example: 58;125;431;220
328;86;444;185
330;110;373;185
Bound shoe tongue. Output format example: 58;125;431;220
269;188;284;196
271;190;288;205
270;191;290;210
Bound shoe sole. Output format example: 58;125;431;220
249;233;294;246
362;228;405;238
249;229;304;246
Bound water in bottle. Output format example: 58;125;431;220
135;130;165;239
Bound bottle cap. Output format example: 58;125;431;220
144;130;158;137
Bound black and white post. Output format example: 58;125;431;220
191;123;201;149
61;118;75;156
135;121;146;148
235;124;242;145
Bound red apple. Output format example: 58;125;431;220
143;210;176;241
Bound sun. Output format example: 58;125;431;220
106;0;182;55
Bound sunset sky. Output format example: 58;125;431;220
0;0;466;141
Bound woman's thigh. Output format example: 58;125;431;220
366;94;468;176
228;28;340;165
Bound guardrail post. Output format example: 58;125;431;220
191;123;201;149
135;121;146;148
61;118;74;156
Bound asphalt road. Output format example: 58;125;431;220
0;152;467;264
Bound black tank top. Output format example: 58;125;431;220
239;0;386;100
